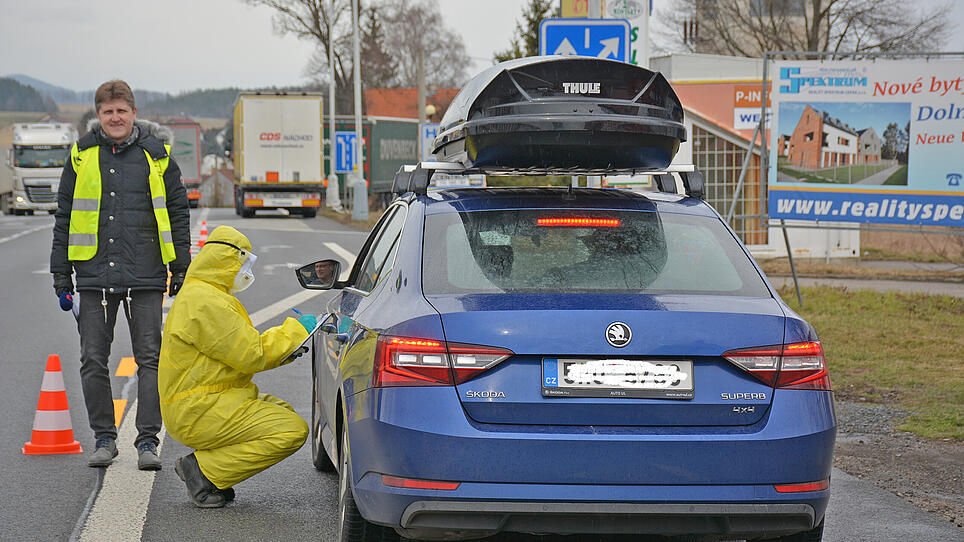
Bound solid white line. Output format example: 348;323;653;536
323;241;356;264
248;289;326;327
323;241;357;281
311;229;367;235
77;400;165;542
0;223;52;245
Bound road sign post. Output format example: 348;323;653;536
539;18;631;62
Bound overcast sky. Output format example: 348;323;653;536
0;0;960;95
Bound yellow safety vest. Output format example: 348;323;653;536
67;142;177;264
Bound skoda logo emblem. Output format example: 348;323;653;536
606;322;632;348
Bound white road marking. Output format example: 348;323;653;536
0;223;52;245
311;229;367;236
248;289;326;327
262;262;303;275
216;218;314;233
77;399;165;542
323;242;357;280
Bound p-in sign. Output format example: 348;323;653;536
539;18;631;62
335;132;356;173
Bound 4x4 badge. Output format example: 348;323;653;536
606;322;632;347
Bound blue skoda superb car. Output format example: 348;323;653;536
296;57;835;542
297;187;835;542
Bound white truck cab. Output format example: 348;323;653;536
3;123;77;215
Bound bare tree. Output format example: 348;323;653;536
244;0;363;112
660;0;955;58
381;0;471;88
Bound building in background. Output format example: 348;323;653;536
785;105;859;169
364;88;459;122
856;127;882;165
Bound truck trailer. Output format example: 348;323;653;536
3;123;77;215
232;92;325;218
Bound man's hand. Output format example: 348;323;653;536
168;272;186;297
53;273;74;297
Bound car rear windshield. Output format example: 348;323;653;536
422;209;770;296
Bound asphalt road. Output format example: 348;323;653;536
0;208;959;542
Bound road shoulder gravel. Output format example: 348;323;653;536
833;399;963;530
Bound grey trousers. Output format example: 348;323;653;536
77;290;163;447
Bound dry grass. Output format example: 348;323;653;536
760;226;964;280
759;259;964;281
861;227;964;264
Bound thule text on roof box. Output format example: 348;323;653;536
432;56;686;171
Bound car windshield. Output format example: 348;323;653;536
14;145;70;168
422;208;770;296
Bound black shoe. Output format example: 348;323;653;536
174;453;225;508
136;441;162;471
88;438;118;467
217;487;235;502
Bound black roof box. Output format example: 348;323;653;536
432;56;686;171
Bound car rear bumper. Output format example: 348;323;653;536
397;500;815;540
354;472;825;539
345;386;834;538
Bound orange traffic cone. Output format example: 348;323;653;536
23;355;83;455
197;221;209;248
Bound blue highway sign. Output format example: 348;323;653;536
335;131;356;173
539;18;631;62
420;123;439;161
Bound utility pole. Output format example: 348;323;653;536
350;0;368;220
417;52;426;158
326;0;342;211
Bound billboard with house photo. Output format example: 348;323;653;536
776;101;910;185
768;60;964;227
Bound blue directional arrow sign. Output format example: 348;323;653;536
539;18;631;62
334;131;356;173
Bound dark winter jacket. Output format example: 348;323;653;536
50;120;191;292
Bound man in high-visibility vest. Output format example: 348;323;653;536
49;80;191;470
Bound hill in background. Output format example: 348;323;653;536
4;74;168;105
0;78;56;112
2;75;322;123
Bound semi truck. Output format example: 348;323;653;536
164;118;203;208
2;123;77;215
232;92;325;218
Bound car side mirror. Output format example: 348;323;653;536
296;259;342;290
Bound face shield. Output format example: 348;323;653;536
205;240;258;293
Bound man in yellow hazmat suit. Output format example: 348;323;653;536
159;225;315;508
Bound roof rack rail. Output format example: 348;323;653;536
390;162;704;199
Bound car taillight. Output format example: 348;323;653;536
373;335;514;387
722;341;832;390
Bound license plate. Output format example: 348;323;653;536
542;358;694;399
263;196;299;207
